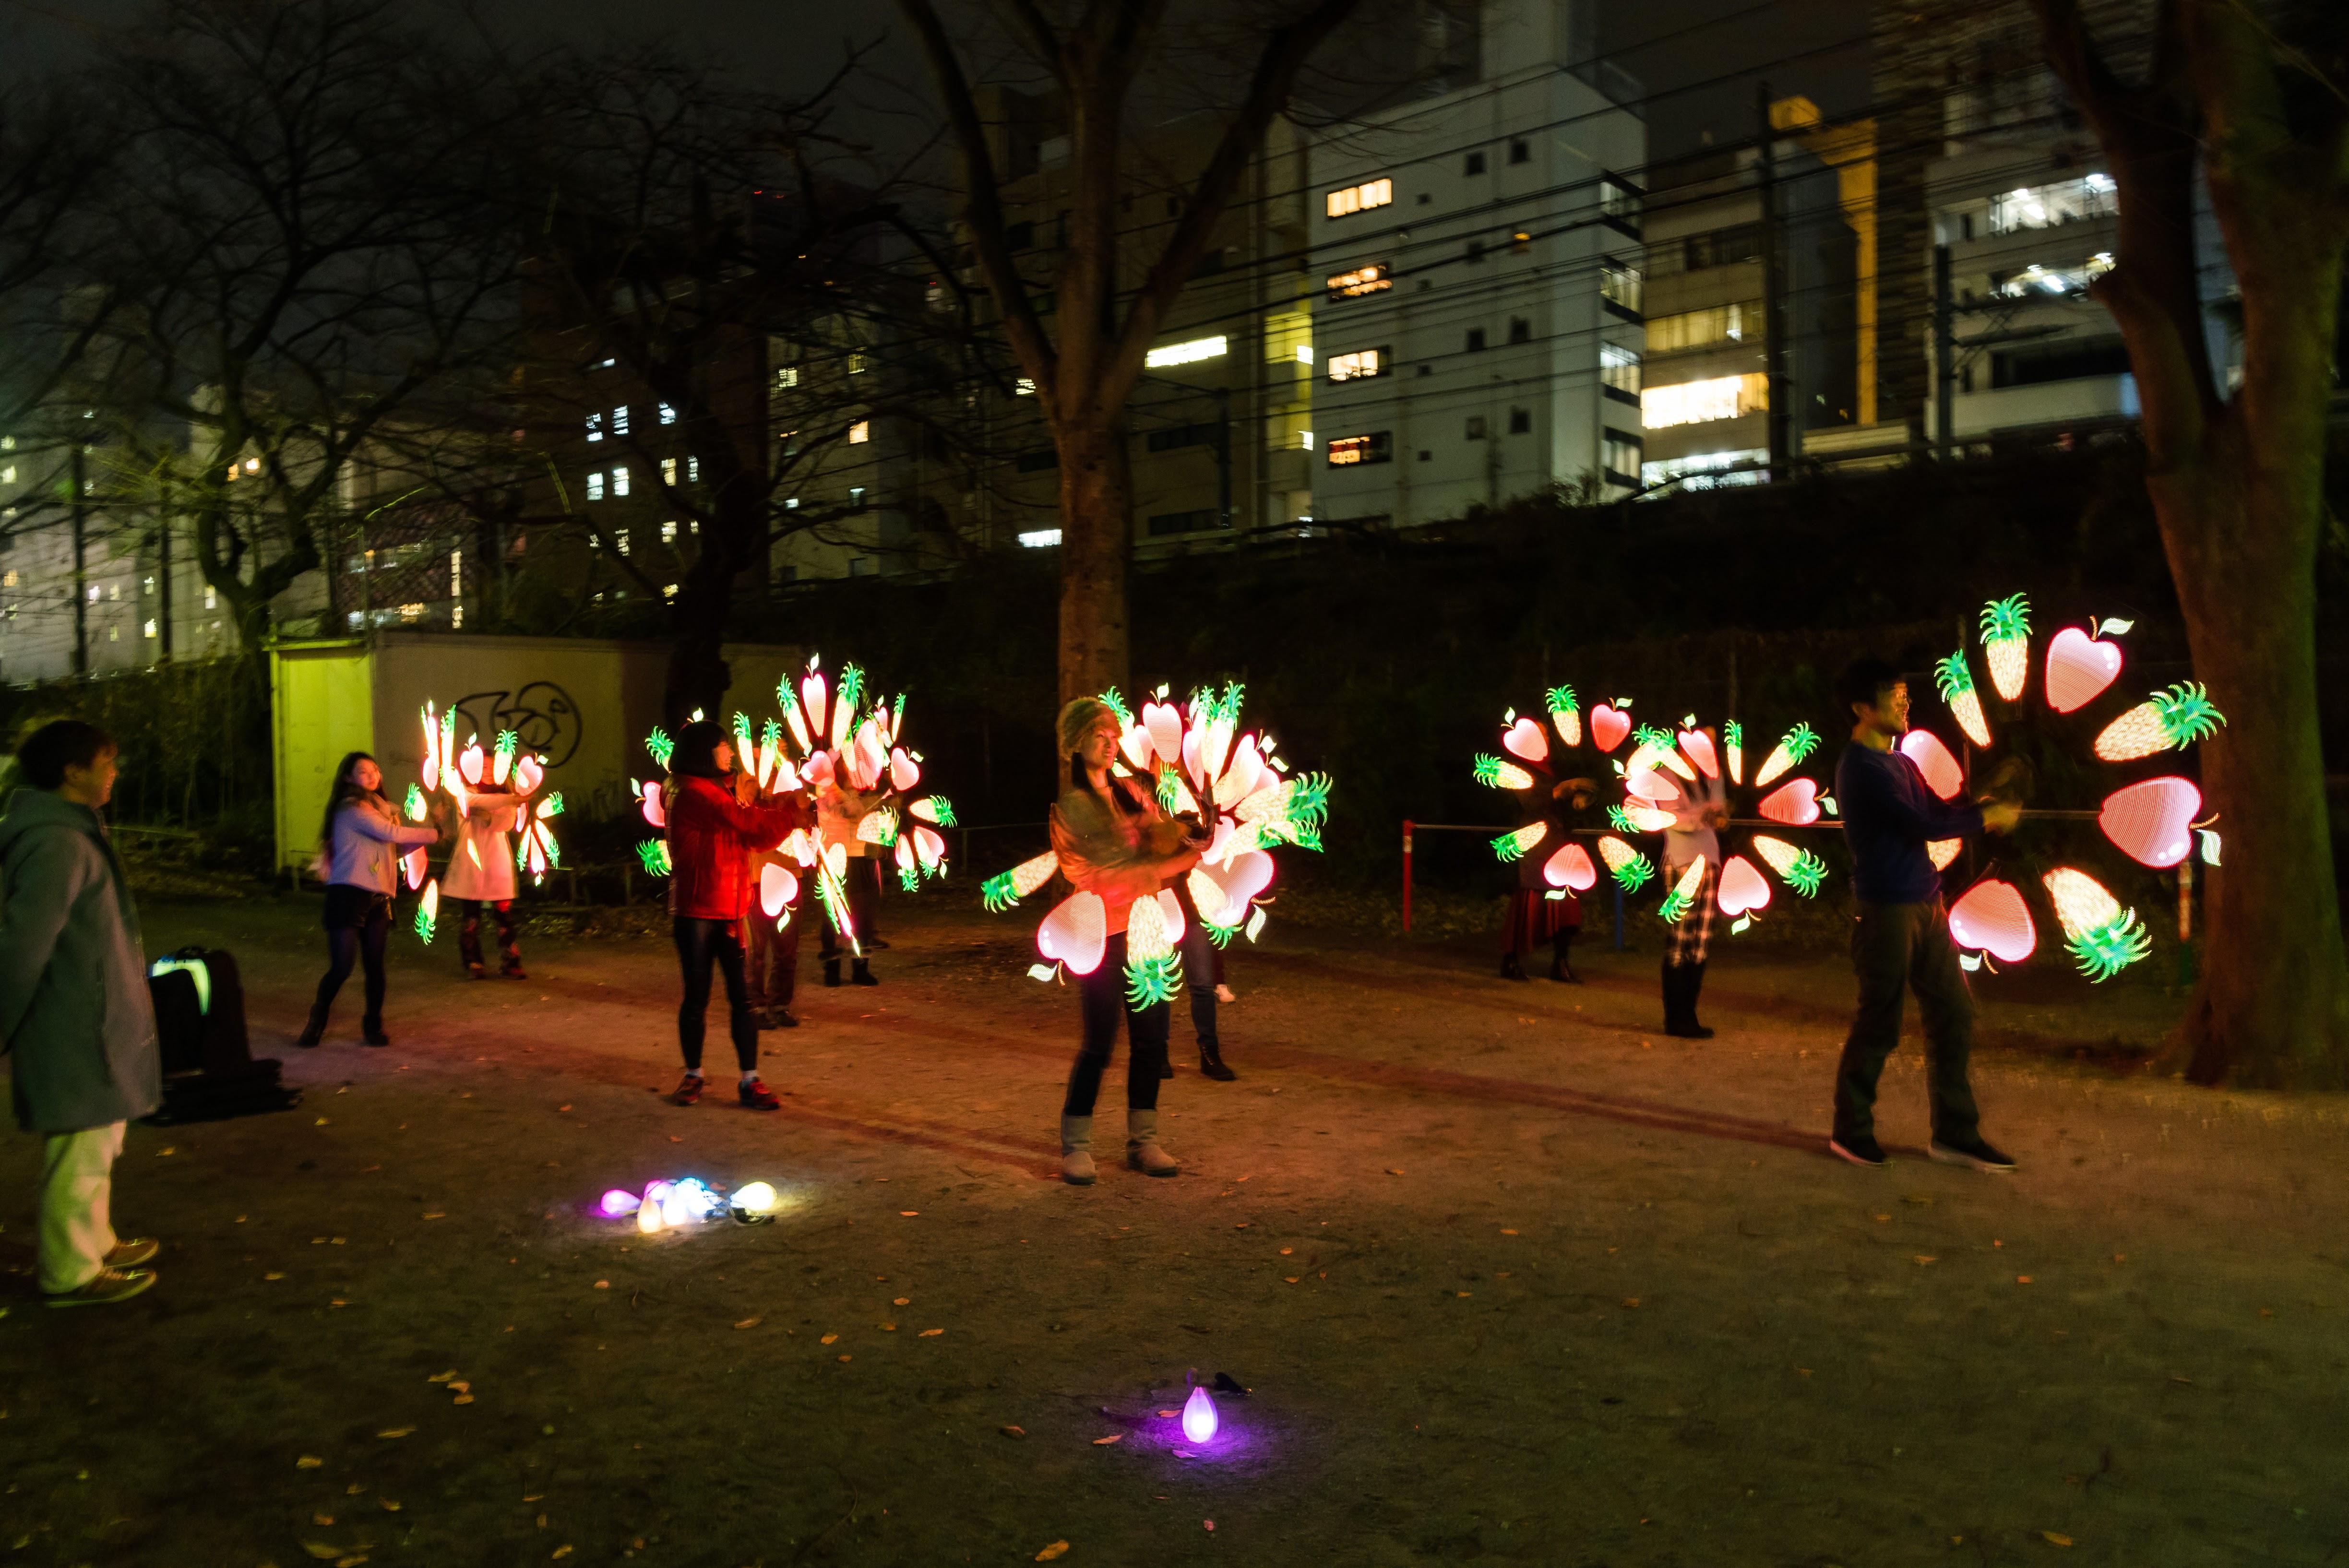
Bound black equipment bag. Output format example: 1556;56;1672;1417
143;948;299;1124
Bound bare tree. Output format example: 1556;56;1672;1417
2025;0;2349;1084
899;0;1359;702
522;51;1000;723
84;0;522;651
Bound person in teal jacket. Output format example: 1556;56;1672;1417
0;720;163;1307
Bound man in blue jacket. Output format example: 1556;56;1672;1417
0;720;162;1305
1829;659;2022;1173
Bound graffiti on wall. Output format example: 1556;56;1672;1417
451;682;582;770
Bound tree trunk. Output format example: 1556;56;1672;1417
1054;417;1130;704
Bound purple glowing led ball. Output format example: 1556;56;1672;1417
598;1188;641;1218
1181;1386;1219;1445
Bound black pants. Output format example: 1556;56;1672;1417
817;859;879;959
673;916;758;1074
1832;899;1982;1145
312;884;390;1031
1062;932;1170;1116
746;900;799;1010
457;898;520;973
1179;911;1218;1047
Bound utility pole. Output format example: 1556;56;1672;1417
1933;244;1956;460
71;443;87;676
155;482;173;661
1756;83;1790;482
1213;384;1233;533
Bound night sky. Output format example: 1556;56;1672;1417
3;0;1872;161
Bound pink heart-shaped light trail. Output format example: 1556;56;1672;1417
2099;776;2201;867
1543;841;1597;892
1757;778;1820;826
2045;627;2123;714
1948;879;2037;963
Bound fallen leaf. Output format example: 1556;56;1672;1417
379;1501;401;1513
882;1324;897;1332
1384;1168;1404;1176
1093;1434;1122;1446
265;1272;287;1281
2169;1375;2194;1385
2113;1254;2127;1263
553;1549;574;1561
378;1427;415;1438
1278;1247;1292;1255
593;1281;610;1290
733;1317;761;1330
315;1118;329;1126
2017;1275;2034;1285
1204;1520;1215;1532
1455;1291;1471;1298
820;1334;839;1345
2042;1532;2073;1547
1914;1256;1938;1265
1872;1213;1890;1223
157;1146;175;1156
453;1394;475;1406
999;1425;1026;1439
301;1544;339;1561
421;1213;447;1221
1797;1368;1812;1376
427;1371;458;1384
1157;1409;1179;1418
1284;1277;1300;1284
1035;1544;1070;1562
894;1297;910;1306
1621;1297;1641;1308
314;1514;335;1526
1501;1227;1518;1235
919;1328;944;1337
297;1457;325;1470
330;1237;347;1246
557;1105;572;1112
836;1354;851;1362
899;1211;919;1218
330;1299;350;1308
335;1556;369;1568
346;1484;366;1496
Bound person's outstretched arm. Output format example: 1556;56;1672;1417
1845;752;1985;841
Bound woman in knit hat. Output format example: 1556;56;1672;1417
1049;696;1206;1184
661;718;805;1110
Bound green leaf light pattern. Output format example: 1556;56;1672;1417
925;796;958;828
836;664;866;717
645;727;675;769
636;839;671;876
1125;954;1184;1009
2067;910;2155;982
1097;687;1133;726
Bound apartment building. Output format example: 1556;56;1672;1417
1306;0;1647;523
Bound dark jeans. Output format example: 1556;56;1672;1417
1180;912;1218;1047
817;858;879;960
312;884;390;1030
673;916;758;1074
1062;932;1170;1116
746;900;799;1010
457;898;520;973
1832;899;1982;1145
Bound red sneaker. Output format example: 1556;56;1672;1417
738;1079;782;1112
670;1073;704;1106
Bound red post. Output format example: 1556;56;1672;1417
1401;819;1414;933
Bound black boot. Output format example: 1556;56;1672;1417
822;958;841;988
297;1005;326;1048
850;958;879;987
1550;934;1581;983
1663;961;1714;1040
1682;961;1715;1039
1198;1037;1237;1081
1500;952;1528;982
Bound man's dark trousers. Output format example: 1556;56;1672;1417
1832;898;1982;1146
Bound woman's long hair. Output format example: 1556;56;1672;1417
318;751;382;848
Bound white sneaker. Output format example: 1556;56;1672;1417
1215;984;1237;1004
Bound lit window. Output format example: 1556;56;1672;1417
1986;173;2115;234
612;405;630;435
688;456;699;482
1327;348;1387;382
1602;434;1643;477
848;352;868;374
661;520;678;544
664;583;678;599
848;420;870;444
588;531;601;551
1015;378;1036;395
1639;449;1767;491
1326;263;1391;299
1017;528;1062;548
1647;300;1761;353
1601;343;1642;396
1144;335;1228;368
659;458;676;486
658;402;677;426
87;585;100;602
143;575;154;594
398;602;425;622
585;413;602;442
1600;176;1640;223
1601;259;1643;315
1640;373;1769;429
785;497;799;509
143;618;158;639
1991;253;2115;297
611;466;630;497
1300;431;1315;450
108;624;119;642
1295;345;1314;365
0;571;13;587
1324;178;1393;219
776;365;800;389
616;529;631;556
1325;432;1392;467
107;583;120;601
1;463;16;483
586;471;605;501
204;586;215;609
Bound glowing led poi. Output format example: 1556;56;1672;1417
988;681;1330;996
1979;594;2032;702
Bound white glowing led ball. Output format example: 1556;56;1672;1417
1181;1386;1219;1444
732;1182;779;1215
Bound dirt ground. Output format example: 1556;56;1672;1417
3;886;2347;1568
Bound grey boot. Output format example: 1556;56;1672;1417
1125;1109;1180;1177
1059;1114;1097;1186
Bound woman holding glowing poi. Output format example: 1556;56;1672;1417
1499;772;1596;984
662;720;806;1112
1048;697;1206;1184
442;777;526;981
815;772;889;988
299;753;444;1049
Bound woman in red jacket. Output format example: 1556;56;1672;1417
662;720;803;1110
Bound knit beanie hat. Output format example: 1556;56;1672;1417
670;718;728;778
1056;696;1115;762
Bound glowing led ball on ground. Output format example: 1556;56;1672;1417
1181;1385;1219;1444
2099;777;2202;868
1948;879;2037;964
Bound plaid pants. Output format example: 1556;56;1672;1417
1663;859;1717;966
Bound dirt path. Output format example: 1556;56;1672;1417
2;893;2345;1568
